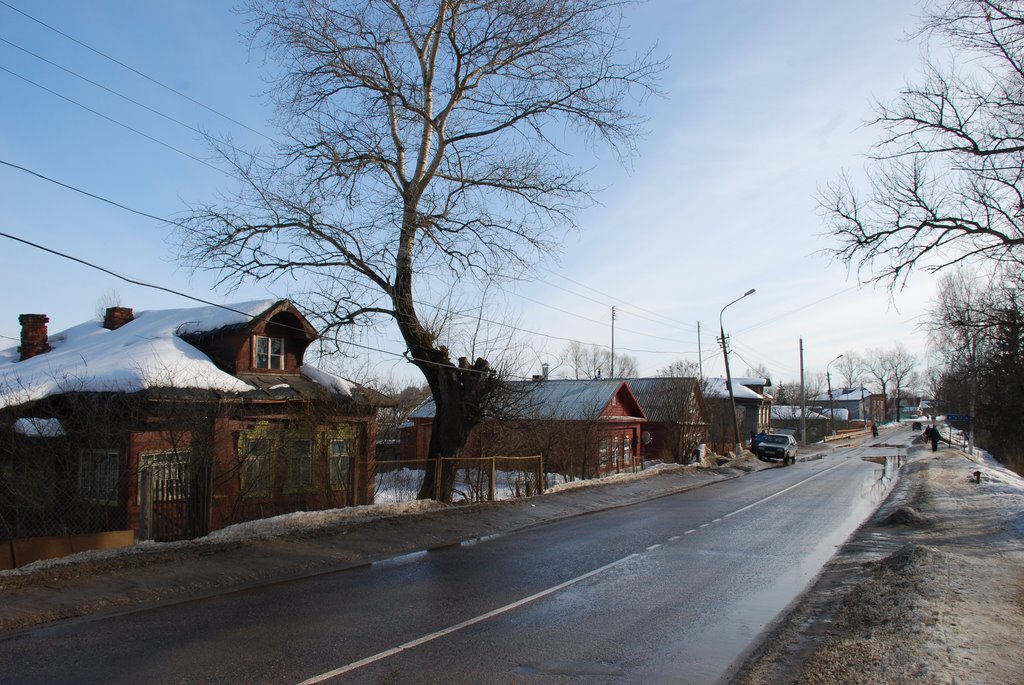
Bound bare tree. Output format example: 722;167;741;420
558;340;638;379
884;343;917;419
862;348;893;421
835;352;863;389
180;0;661;500
821;0;1024;289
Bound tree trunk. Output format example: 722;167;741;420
414;356;493;502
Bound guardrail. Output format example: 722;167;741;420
822;428;872;442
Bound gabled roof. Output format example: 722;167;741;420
0;299;361;409
409;378;645;422
810;387;871;403
704;377;766;401
771;405;830;421
627;377;701;423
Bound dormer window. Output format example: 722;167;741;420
254;335;284;370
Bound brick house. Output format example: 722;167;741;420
400;378;646;480
0;300;386;559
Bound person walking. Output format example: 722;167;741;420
871;422;879;438
929;425;939;452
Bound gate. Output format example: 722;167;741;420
139;451;211;541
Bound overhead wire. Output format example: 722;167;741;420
0;35;252;159
0;65;229;176
0;0;275;144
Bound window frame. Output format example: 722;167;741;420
328;439;351;491
253;335;285;370
287;438;314;491
78;448;119;504
240;438;272;497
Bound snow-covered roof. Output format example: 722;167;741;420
810;387;871;402
0;299;352;409
704;378;765;401
771;405;829;421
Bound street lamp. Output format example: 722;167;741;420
720;288;756;457
826;354;843;437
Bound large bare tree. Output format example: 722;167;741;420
180;0;660;500
820;0;1024;289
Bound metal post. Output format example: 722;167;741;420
799;338;806;444
719;289;756;457
826;354;843;437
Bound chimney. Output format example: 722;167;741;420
19;314;51;361
103;307;134;330
541;363;549;379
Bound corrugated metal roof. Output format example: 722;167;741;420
627;377;699;422
408;379;637;421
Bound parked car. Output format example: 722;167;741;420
756;433;798;464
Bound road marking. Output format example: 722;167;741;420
684;529;696;535
297;553;641;684
722;460;849;519
698;523;710;528
647;544;662;551
712;518;722;523
668;535;681;541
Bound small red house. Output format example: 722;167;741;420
0;300;387;559
401;378;646;479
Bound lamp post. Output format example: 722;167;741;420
826;354;843;437
720;288;756;457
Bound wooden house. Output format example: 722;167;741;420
400;378;646;480
0;300;386;563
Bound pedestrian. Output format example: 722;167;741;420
871;422;879;438
929;425;939;452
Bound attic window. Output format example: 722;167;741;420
254;335;284;370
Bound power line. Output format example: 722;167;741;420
0;35;249;158
0;65;228;175
0;159;182;228
543;270;696;332
0;0;275;144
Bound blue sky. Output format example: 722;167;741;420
0;0;936;388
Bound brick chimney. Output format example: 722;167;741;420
19;314;51;361
103;307;134;330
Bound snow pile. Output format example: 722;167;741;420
299;364;353;397
206;500;445;542
0;300;279;408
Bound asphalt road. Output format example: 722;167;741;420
0;433;909;685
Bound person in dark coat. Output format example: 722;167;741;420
928;425;939;451
871;422;879;438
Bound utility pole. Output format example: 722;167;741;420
610;306;616;378
799;338;806;445
697;321;703;379
719;289;756;457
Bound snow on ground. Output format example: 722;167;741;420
0;459;704;578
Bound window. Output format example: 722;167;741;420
623;436;632;466
254;335;284;370
140;451;190;502
329;439;351;490
241;438;271;496
78;449;119;503
612;436;620;468
287;439;313;490
599;438;609;468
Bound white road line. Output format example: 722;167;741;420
297;553;641;684
647;544;661;551
684;529;696;535
698;523;710;528
722;460;849;519
712;518;722;523
668;535;681;541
